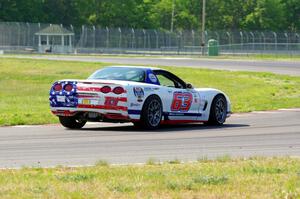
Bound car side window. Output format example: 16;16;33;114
153;70;186;89
156;74;176;87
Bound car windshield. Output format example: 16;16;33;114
88;67;146;82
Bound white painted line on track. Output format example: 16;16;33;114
278;108;300;111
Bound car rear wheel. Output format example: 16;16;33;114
59;116;86;129
206;94;227;125
140;95;162;129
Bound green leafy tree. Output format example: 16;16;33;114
284;0;300;31
243;0;287;30
0;0;44;22
42;0;81;26
0;0;299;31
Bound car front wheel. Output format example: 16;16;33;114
207;94;227;125
59;116;86;129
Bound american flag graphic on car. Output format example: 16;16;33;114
49;81;78;108
50;81;128;112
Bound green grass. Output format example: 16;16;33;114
0;157;299;198
0;58;109;125
196;54;300;61
0;57;300;126
220;54;300;61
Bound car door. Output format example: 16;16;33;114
154;71;201;121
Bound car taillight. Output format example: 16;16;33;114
64;84;73;92
113;87;125;94
53;84;62;92
101;86;111;93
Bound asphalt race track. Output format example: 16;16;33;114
0;109;299;168
5;55;300;76
1;55;300;168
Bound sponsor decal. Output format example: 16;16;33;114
133;87;144;98
148;73;158;83
130;103;141;107
144;87;153;92
171;91;193;112
144;87;160;92
169;112;185;116
104;97;119;106
133;87;144;102
166;112;202;117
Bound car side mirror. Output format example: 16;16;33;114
186;83;194;89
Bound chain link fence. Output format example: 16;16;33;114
0;22;300;56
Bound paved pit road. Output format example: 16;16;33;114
0;109;299;168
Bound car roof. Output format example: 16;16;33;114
106;65;162;71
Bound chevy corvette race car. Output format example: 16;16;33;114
50;66;231;129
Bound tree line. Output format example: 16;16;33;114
0;0;299;31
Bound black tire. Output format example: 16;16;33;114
206;94;227;125
59;116;86;129
140;95;163;129
132;122;142;128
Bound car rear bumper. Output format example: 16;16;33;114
51;106;130;121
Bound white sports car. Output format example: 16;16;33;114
49;66;231;129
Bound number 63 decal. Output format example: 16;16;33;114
171;92;193;111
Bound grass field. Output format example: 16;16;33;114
0;157;299;198
0;57;300;126
218;54;300;61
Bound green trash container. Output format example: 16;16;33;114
208;39;219;56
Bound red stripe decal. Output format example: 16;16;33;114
105;113;129;120
105;97;127;102
77;104;128;111
77;87;127;94
117;97;127;102
77;96;127;102
77;87;102;92
51;110;76;116
77;94;98;98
